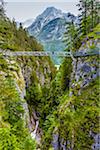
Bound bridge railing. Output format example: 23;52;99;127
0;47;99;57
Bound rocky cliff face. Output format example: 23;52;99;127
18;56;56;144
0;17;56;149
0;16;99;150
50;41;99;150
0;42;99;149
0;53;56;146
70;41;99;96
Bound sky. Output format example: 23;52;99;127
5;0;79;22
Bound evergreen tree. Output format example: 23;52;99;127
77;0;100;36
0;0;5;17
89;0;100;28
77;0;89;36
63;20;78;52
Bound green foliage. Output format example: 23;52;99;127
87;23;100;39
0;128;20;150
77;0;100;36
69;80;99;147
0;127;36;150
60;58;72;91
0;3;99;149
0;11;57;150
0;17;43;51
22;136;36;150
26;82;42;110
41;77;99;149
0;62;36;150
63;21;79;51
63;0;100;52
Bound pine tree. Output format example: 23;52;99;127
63;20;78;52
0;0;5;17
95;0;100;25
77;0;100;36
89;0;100;28
77;0;89;36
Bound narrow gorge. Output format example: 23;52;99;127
0;0;100;149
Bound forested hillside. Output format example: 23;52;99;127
0;4;56;149
0;0;100;149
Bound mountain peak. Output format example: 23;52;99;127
44;7;61;12
28;7;76;38
27;7;77;64
45;6;57;10
39;6;62;19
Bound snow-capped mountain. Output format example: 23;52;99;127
28;7;76;40
27;7;77;64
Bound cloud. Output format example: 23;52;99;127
6;1;79;22
5;0;78;2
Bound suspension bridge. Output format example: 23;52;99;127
0;47;99;57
